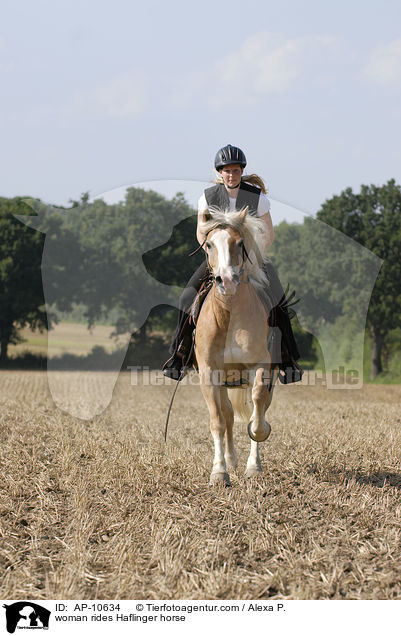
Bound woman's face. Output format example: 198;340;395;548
219;164;243;190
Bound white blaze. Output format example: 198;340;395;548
212;229;239;294
213;229;231;276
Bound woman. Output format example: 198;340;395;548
162;144;302;383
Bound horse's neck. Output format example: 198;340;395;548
210;281;257;322
208;281;268;356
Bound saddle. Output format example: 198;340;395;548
190;279;213;325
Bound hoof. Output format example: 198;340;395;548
245;466;262;479
209;472;231;487
248;421;271;442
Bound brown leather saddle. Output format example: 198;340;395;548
190;279;213;326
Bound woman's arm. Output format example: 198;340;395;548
259;211;274;250
196;194;208;246
257;193;274;250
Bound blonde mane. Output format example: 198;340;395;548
199;207;271;301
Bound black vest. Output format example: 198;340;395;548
204;181;261;216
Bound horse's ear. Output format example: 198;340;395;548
239;206;249;222
202;209;212;223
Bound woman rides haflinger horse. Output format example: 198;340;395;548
162;144;303;384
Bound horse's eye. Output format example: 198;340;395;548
205;241;211;250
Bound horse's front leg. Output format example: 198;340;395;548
246;366;272;477
246;440;262;477
200;370;231;486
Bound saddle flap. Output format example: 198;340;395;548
190;281;213;325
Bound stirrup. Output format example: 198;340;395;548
162;356;188;381
278;361;303;384
163;365;188;381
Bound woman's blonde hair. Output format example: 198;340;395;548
214;172;267;194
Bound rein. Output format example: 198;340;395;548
241;241;253;265
187;239;206;257
163;332;195;442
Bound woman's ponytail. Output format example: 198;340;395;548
214;172;268;194
241;174;267;194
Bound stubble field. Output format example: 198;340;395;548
0;370;400;600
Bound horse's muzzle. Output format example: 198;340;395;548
216;273;240;295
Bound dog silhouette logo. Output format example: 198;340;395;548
3;602;51;633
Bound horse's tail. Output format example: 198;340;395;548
227;386;253;423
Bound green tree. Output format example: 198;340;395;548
61;188;197;341
270;216;381;377
0;197;47;361
317;179;401;379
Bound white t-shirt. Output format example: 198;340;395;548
198;187;271;218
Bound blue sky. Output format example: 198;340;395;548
1;0;401;222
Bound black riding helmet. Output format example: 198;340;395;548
214;144;247;170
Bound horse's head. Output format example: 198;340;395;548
201;208;249;296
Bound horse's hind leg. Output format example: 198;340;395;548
200;377;231;486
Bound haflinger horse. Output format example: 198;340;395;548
195;206;278;486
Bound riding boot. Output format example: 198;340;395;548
162;259;209;381
162;314;195;380
273;304;303;384
263;261;303;384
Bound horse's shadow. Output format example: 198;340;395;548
308;463;401;490
343;471;401;490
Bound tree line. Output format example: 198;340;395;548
1;180;401;379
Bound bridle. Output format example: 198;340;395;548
189;226;253;286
